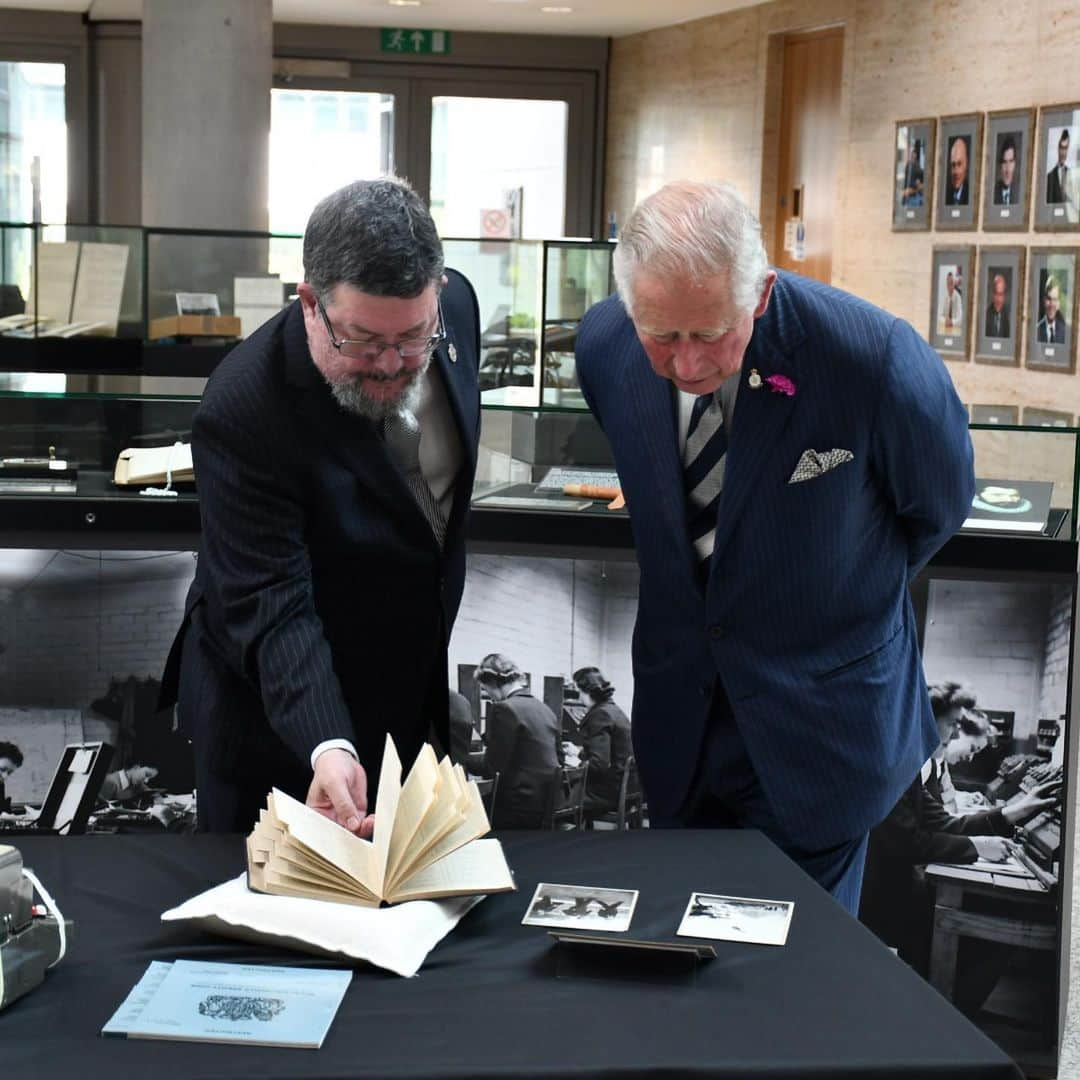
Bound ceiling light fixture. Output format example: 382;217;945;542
541;5;574;10
388;0;422;6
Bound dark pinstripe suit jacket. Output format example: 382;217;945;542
164;270;480;818
575;271;974;849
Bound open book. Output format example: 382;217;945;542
246;735;515;907
113;442;194;486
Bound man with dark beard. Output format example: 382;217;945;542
162;178;481;833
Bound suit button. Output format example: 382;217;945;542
709;625;726;640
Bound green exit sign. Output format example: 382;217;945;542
380;28;451;55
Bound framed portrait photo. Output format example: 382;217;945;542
982;108;1033;231
1023;406;1074;427
1034;102;1080;231
928;245;973;357
1026;247;1078;373
892;118;935;230
970;403;1020;425
975;246;1025;366
935;113;983;230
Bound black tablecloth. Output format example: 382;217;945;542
3;830;1021;1079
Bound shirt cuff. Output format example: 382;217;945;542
310;739;359;770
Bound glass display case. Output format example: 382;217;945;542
0;376;1076;562
964;422;1079;544
0;227;613;392
0;222;301;380
444;236;614;410
0;388;200;545
0;222;143;338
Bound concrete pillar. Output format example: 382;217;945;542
139;0;271;395
141;0;271;232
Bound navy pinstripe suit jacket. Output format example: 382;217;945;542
575;271;974;849
165;270;481;821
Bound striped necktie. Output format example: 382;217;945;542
382;409;447;548
684;392;727;578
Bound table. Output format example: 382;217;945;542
927;861;1057;1002
4;830;1021;1079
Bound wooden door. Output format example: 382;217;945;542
773;28;843;284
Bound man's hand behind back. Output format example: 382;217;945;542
307;748;375;838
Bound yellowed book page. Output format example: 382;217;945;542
385;743;441;885
71;241;129;334
252;814;360;892
385;761;465;893
269;788;378;889
275;849;360;891
388;781;490;889
263;869;379;907
372;733;404;894
387;838;515;903
30;242;79;323
264;865;377;901
390;758;463;872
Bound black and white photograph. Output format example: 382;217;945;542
1026;247;1078;373
677;892;794;946
892;118;935;230
174;291;222;316
0;548;198;836
929;245;973;357
982;108;1033;231
521;882;639;932
1034;103;1080;230
859;572;1071;1071
935;114;982;231
449;554;639;833
975;246;1025;365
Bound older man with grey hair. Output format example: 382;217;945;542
163;177;482;834
575;179;973;912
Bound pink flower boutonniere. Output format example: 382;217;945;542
747;368;796;396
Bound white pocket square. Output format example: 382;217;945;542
788;448;854;484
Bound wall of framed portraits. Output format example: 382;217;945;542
603;0;1080;430
899;101;1080;437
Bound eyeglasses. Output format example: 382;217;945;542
316;297;445;363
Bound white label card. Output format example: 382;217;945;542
1046;347;1056;357
1055;207;1065;217
991;341;1002;351
943;337;954;346
951;209;961;218
1001;209;1011;218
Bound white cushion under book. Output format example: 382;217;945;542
113;442;194;486
246;733;515;907
160;877;483;977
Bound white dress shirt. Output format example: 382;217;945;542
312;359;461;770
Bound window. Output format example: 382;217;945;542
429;96;568;239
269;87;395;237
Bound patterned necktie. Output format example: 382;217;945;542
684;392;727;578
1049;321;1055;343
382;409;446;547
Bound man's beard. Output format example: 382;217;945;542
324;354;430;420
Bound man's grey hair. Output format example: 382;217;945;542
303;176;444;302
612;181;770;317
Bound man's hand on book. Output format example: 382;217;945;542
307;749;375;838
